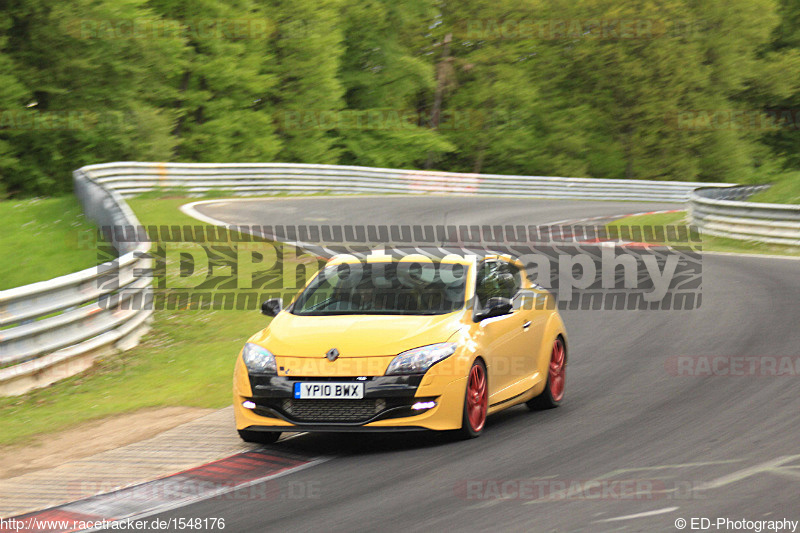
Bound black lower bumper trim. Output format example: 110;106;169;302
245;424;430;433
250;397;436;425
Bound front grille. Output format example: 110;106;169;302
281;399;387;423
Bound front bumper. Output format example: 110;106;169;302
234;373;467;432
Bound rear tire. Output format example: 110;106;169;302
238;429;281;444
456;359;488;439
527;337;566;410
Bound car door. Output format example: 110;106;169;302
474;260;530;405
514;279;550;384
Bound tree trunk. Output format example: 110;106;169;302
171;71;192;139
425;33;452;169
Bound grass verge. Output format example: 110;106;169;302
747;172;800;205
0;196;102;290
0;197;318;447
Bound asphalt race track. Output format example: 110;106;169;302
162;196;800;532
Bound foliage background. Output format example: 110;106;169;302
2;0;800;196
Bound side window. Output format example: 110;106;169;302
475;261;522;307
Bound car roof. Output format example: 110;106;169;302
325;246;522;267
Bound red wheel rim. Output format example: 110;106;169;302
549;339;566;401
467;363;488;432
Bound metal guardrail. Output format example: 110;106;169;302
0;171;152;395
689;185;800;246
81;162;728;202
3;161;789;395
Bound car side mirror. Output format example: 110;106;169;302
474;296;513;322
261;298;282;317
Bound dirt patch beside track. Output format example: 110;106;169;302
0;406;213;479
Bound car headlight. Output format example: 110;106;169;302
242;343;277;374
385;343;457;375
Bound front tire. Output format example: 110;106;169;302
238;429;281;444
456;359;488;439
527;337;566;410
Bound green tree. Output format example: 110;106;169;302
431;0;595;176
3;0;184;194
147;0;282;163
0;15;28;197
264;0;346;163
752;0;800;173
333;0;453;169
436;0;790;182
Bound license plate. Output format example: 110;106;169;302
293;382;364;400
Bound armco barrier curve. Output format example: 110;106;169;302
689;185;800;246
0;161;790;395
0;170;152;395
81;162;723;202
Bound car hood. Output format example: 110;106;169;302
249;311;465;357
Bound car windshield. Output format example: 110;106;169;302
291;261;467;316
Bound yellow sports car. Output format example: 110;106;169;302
233;250;567;442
